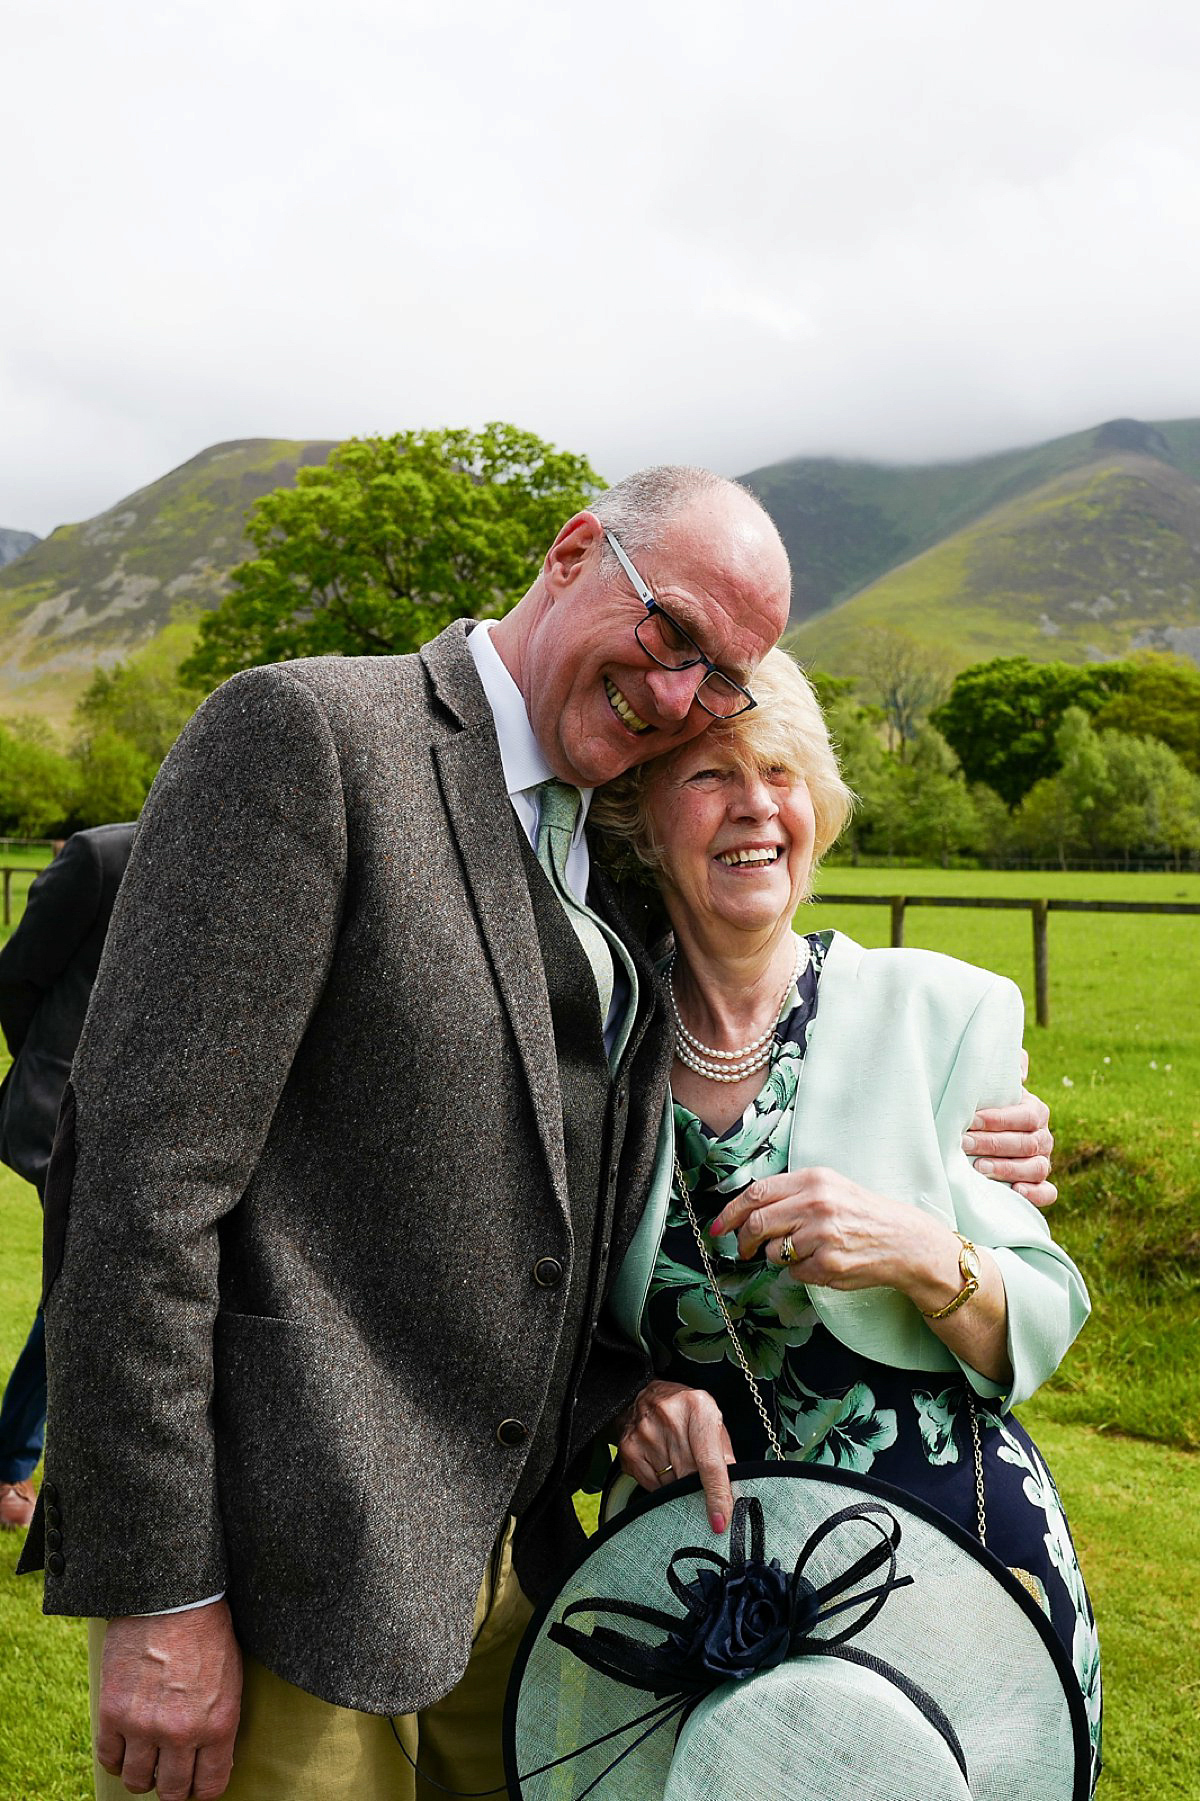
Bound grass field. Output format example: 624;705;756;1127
0;864;1197;1795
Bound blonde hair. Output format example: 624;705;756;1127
590;648;854;891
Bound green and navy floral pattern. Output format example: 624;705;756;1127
647;930;1101;1790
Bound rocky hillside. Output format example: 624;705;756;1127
745;416;1200;632
0;528;39;569
0;439;336;721
785;426;1200;675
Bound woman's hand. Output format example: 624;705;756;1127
712;1169;1014;1385
615;1379;735;1534
712;1168;957;1300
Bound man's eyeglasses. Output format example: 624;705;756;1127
603;530;757;720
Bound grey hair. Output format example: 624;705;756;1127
589;466;772;564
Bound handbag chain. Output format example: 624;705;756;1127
675;1152;786;1462
675;1149;990;1549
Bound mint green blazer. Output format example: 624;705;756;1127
608;931;1090;1410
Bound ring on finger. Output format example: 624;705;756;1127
779;1235;796;1266
657;1462;674;1478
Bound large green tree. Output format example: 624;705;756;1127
931;657;1131;806
1091;656;1200;774
183;424;605;683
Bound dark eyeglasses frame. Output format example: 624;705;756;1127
603;529;758;719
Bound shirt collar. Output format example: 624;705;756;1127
467;620;594;822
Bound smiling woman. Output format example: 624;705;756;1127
588;647;1103;1793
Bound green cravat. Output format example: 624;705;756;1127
534;780;638;1070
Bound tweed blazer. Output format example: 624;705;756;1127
610;932;1090;1411
24;624;670;1714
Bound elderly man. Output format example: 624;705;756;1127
23;467;1052;1800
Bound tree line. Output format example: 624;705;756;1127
3;428;1199;866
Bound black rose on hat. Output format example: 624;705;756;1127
662;1561;821;1685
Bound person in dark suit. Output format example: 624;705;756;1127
22;469;1054;1801
0;823;135;1533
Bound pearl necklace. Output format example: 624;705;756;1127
669;936;808;1083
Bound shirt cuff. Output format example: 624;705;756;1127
131;1593;224;1617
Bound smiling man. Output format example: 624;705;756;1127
24;466;1053;1801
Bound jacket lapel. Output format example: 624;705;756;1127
422;626;569;1208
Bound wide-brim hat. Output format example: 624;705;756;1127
504;1463;1090;1800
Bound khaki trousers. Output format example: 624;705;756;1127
89;1522;534;1800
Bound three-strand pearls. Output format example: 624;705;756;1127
668;935;808;1083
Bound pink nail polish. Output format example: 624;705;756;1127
709;1219;723;1236
711;1513;726;1533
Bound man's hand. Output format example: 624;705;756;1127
616;1379;735;1534
96;1600;242;1800
962;1050;1056;1209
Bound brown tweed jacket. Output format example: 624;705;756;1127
22;623;671;1713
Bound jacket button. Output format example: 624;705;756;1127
47;1552;65;1576
42;1482;59;1506
615;1088;628;1111
496;1419;528;1448
533;1257;563;1289
45;1528;63;1552
46;1507;63;1530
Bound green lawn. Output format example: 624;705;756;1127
1;865;1197;1795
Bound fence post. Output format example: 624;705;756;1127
890;896;906;948
2;868;10;928
1031;899;1050;1027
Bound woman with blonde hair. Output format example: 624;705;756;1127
590;648;1101;1790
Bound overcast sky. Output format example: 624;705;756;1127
4;0;1200;536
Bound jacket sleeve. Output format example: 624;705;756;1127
37;665;347;1617
0;833;104;1057
935;976;1091;1409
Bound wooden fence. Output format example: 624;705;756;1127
4;866;1198;1026
812;894;1200;1026
1;868;42;928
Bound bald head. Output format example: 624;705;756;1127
490;466;793;787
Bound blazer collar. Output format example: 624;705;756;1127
423;622;571;1209
419;618;495;731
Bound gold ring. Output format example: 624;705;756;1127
779;1235;796;1265
657;1463;675;1478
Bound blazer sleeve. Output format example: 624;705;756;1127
0;833;104;1057
934;975;1091;1409
37;665;347;1616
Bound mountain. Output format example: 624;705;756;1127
0;438;336;722
0;528;39;569
4;416;1200;725
743;416;1200;634
782;424;1200;675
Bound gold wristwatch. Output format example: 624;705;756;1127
922;1233;982;1320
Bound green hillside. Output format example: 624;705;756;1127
788;446;1200;675
745;415;1200;627
0;438;336;722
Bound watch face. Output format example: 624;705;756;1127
961;1244;982;1282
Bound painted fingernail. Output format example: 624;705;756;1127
962;1135;977;1153
711;1513;726;1534
709;1217;723;1236
975;1158;994;1175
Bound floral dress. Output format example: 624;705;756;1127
647;932;1103;1791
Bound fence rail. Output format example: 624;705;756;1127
5;868;1199;1025
813;893;1200;1026
1;868;43;927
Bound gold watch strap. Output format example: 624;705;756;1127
922;1232;980;1320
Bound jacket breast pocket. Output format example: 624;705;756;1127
214;1311;368;1612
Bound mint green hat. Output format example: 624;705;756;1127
504;1464;1089;1800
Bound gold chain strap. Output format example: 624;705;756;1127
674;1151;990;1544
674;1152;786;1462
966;1389;987;1546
